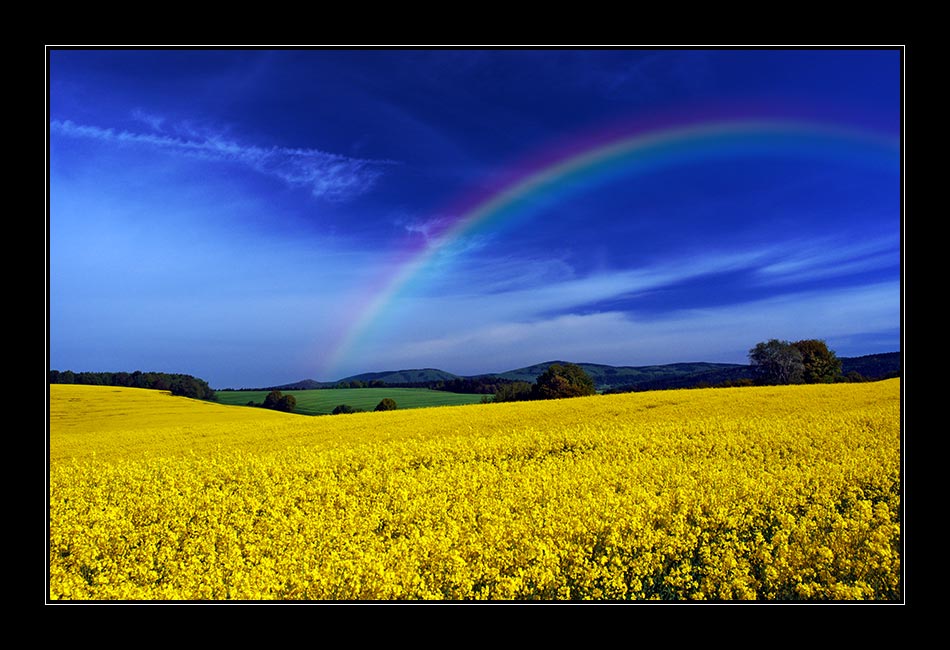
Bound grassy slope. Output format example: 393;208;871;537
215;387;486;415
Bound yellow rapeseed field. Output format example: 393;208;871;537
48;380;901;601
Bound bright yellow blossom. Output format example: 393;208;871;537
49;380;901;600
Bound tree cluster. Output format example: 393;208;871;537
330;398;398;415
374;398;397;411
492;381;535;402
335;377;518;394
748;339;842;385
251;390;297;412
266;390;297;412
335;379;387;389
428;377;515;395
492;363;597;403
49;370;217;401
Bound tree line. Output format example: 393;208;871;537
245;390;298;412
331;398;398;415
48;370;217;401
245;390;400;416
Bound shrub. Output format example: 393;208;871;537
277;394;296;412
261;390;296;412
375;398;397;411
263;390;284;410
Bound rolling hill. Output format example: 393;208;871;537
263;352;900;393
494;360;748;390
273;368;462;390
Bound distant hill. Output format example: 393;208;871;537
495;360;748;391
340;368;461;385
615;365;758;391
262;352;900;393
271;379;329;390
840;352;901;380
271;368;461;390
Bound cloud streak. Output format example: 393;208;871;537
407;233;898;323
755;235;899;285
340;238;899;373
357;280;899;375
51;118;396;201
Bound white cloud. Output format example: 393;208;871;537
408;247;769;317
400;232;898;325
354;280;899;374
50;118;395;201
395;215;454;242
755;235;899;285
130;108;165;132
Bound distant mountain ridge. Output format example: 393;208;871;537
839;352;904;380
274;368;460;390
266;352;900;392
494;360;747;390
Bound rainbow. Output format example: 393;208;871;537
322;116;898;377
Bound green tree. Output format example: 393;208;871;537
375;397;397;411
49;369;216;401
260;390;296;412
791;339;842;384
332;404;361;414
277;394;297;412
493;381;534;402
263;390;284;410
748;339;804;385
533;363;597;400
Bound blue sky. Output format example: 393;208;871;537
48;48;901;388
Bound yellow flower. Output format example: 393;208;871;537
49;380;901;601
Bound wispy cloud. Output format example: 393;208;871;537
130;108;166;132
357;280;899;374
365;250;766;347
395;215;454;242
755;235;899;285
407;234;898;323
51;118;396;201
418;247;770;313
358;239;899;367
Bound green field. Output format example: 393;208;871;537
215;387;488;415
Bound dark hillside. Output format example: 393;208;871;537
496;360;748;391
244;351;901;394
840;352;901;380
337;368;462;385
48;370;217;401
